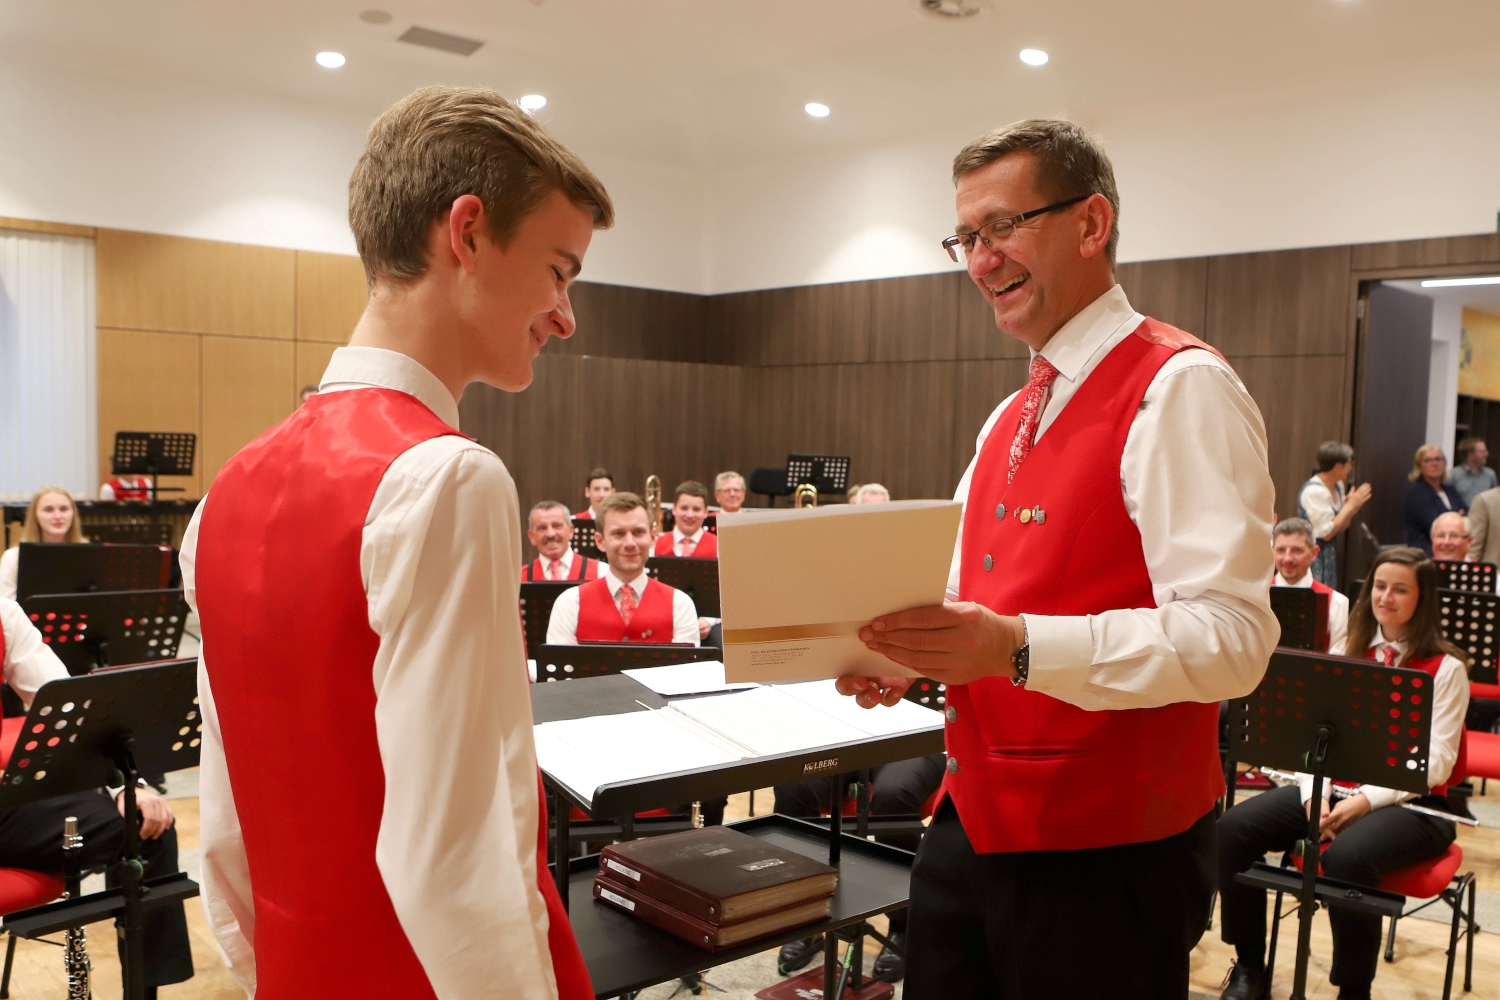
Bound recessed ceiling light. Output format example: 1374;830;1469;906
315;51;346;68
805;103;831;118
519;94;547;112
1421;276;1500;288
1019;48;1048;66
358;10;392;24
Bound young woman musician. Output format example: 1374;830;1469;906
0;486;88;600
1217;547;1470;1000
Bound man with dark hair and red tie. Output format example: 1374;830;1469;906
836;119;1278;998
654;481;719;558
522;501;602;581
547;492;700;645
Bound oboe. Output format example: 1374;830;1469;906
1257;769;1481;826
61;815;91;1000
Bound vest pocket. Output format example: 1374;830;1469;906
985;745;1089;761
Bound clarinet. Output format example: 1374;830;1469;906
61;815;92;1000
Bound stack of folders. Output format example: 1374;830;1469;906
592;826;837;951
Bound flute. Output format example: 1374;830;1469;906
1256;769;1480;827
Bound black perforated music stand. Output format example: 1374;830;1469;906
646;556;720;617
1439;588;1499;686
0;660;201;1000
569;517;604;561
21;590;189;676
520;582;581;654
532;643;719;683
903;677;947;710
1269;586;1327;652
89;522;173;546
111;432;196;500
1434;559;1496;594
1226;649;1433;1000
785;455;850;496
15;543;170;603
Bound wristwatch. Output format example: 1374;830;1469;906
1011;618;1030;687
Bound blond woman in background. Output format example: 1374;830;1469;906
0;486;87;600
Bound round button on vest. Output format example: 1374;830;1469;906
946;757;960;775
983;554;993;571
995;503;1006;519
945;705;957;723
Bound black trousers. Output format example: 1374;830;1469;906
1218;784;1454;991
903;800;1216;999
0;790;193;988
775;753;945;934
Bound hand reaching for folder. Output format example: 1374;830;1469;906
836;602;1026;708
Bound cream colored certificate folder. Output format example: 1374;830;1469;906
716;499;962;682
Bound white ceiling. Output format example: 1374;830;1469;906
4;0;1499;171
1388;279;1500;318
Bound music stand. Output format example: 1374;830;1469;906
785;455;851;496
1269;586;1328;652
533;643;719;683
1225;649;1433;1000
21;590;190;676
89;523;173;547
111;432;196;501
903;677;947;711
1435;559;1496;593
569;517;604;561
0;659;202;1000
520;582;582;654
704;513;717;535
646;556;720;617
1439;587;1499;686
15;543;170;603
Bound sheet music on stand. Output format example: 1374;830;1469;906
1269;586;1327;652
16;543;171;603
111;431;196;499
21;589;190;675
1434;559;1496;594
785;455;850;496
569;517;604;561
533;643;719;683
1439;587;1499;686
647;556;720;617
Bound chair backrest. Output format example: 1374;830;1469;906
1438;588;1499;686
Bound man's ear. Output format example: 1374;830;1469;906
446;194;487;274
1078;193;1114;260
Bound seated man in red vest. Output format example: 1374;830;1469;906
547;492;700;645
654;480;718;558
0;599;192;995
521;501;601;581
1272;516;1348;654
576;467;614;521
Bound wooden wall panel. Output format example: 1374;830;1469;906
295;251;366;344
1115;257;1209;334
295;341;340;405
96;328;202;497
200;337;294;486
1230;355;1349;521
561;282;707;362
1204;245;1352;356
870;274;958;362
956;272;1029;360
97;230;295;339
1350;233;1500;273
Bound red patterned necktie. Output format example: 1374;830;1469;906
1377;645;1397;667
680;536;697;558
1008;354;1061;483
618;583;638;626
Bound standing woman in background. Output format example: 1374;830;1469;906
0;486;87;600
1403;444;1466;554
1297;441;1371;588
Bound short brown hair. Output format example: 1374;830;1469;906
349;86;614;284
952;119;1120;264
595;491;648;532
1457;437;1486;463
673;481;709;504
1345;547;1467;668
586;467;614;489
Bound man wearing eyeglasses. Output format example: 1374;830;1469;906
837;120;1278;999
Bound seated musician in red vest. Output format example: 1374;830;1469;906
547;492;700;645
522;501;601;581
1218;548;1469;1000
1273;517;1349;653
575;467;614;521
183;87;612;999
653;480;718;558
836;120;1278;999
0;599;192;994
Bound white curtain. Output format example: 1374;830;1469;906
0;229;97;499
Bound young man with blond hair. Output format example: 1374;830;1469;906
182;86;612;1000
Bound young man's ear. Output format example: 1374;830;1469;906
446;194;486;273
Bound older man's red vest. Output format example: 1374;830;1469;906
194;388;592;999
575;576;677;642
945;320;1228;853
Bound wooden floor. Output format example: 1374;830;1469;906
4;784;1494;999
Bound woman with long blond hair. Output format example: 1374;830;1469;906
1403;443;1465;553
0;486;87;600
1216;547;1470;999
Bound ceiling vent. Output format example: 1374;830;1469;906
917;0;985;19
398;26;485;56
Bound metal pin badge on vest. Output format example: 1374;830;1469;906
1019;508;1031;524
640;630;653;639
1031;505;1046;524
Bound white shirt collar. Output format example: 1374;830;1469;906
1034;284;1141;383
318;346;461;430
542;550;575;571
1273;571;1313;589
602;566;648;599
674;526;704;544
1371;633;1407;656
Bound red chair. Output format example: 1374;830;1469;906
0;716;66;998
1466;729;1500;794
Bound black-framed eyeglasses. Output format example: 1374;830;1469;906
942;195;1090;263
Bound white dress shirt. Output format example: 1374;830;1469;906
1;598;69;702
671;526;707;557
536;549;581;580
182;346;559;1000
947;284;1278;711
1273;571;1350;656
546;566;700;646
1299;477;1345;543
1298;635;1469;811
0;548;16;602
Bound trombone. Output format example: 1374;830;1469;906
644;475;665;535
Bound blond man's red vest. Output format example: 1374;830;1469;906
576;576;676;643
945;320;1228;854
194;388;591;999
653;531;718;559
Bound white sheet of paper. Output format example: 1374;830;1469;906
716;500;962;682
664;686;872;757
772;679;944;737
622;661;758;697
534;711;740;804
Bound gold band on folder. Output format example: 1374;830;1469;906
722;620;869;644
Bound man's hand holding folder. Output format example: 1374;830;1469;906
837;601;1024;708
